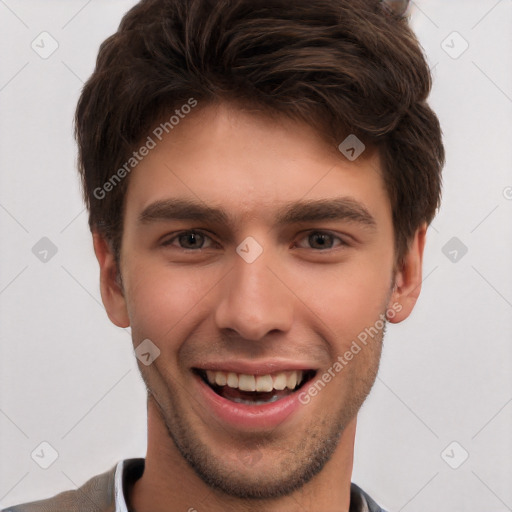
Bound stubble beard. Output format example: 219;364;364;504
142;322;385;501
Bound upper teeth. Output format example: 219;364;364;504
205;370;304;392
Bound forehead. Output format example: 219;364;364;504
123;102;390;228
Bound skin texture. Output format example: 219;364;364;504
93;101;426;512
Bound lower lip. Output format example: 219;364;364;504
194;372;310;430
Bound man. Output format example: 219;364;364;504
3;0;444;510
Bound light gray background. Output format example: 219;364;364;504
1;1;511;510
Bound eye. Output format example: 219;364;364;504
295;231;348;250
161;229;348;252
161;230;216;250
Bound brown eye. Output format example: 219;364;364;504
162;230;214;250
178;232;205;249
296;231;347;250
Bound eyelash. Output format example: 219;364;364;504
160;229;349;251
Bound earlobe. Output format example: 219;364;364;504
92;232;130;328
387;224;427;324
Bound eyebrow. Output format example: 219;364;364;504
137;197;377;230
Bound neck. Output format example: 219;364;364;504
129;398;356;512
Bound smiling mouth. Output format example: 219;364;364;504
194;369;317;405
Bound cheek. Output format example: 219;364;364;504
293;254;393;346
123;261;214;343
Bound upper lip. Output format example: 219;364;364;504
193;359;318;375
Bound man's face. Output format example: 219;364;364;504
99;102;410;499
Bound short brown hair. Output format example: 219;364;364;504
75;0;444;267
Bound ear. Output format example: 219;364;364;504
386;223;427;323
92;232;130;328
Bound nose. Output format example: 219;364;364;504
214;243;294;341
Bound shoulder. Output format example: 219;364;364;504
1;463;117;512
351;482;390;512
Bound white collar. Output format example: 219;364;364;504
114;460;129;512
112;458;382;512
